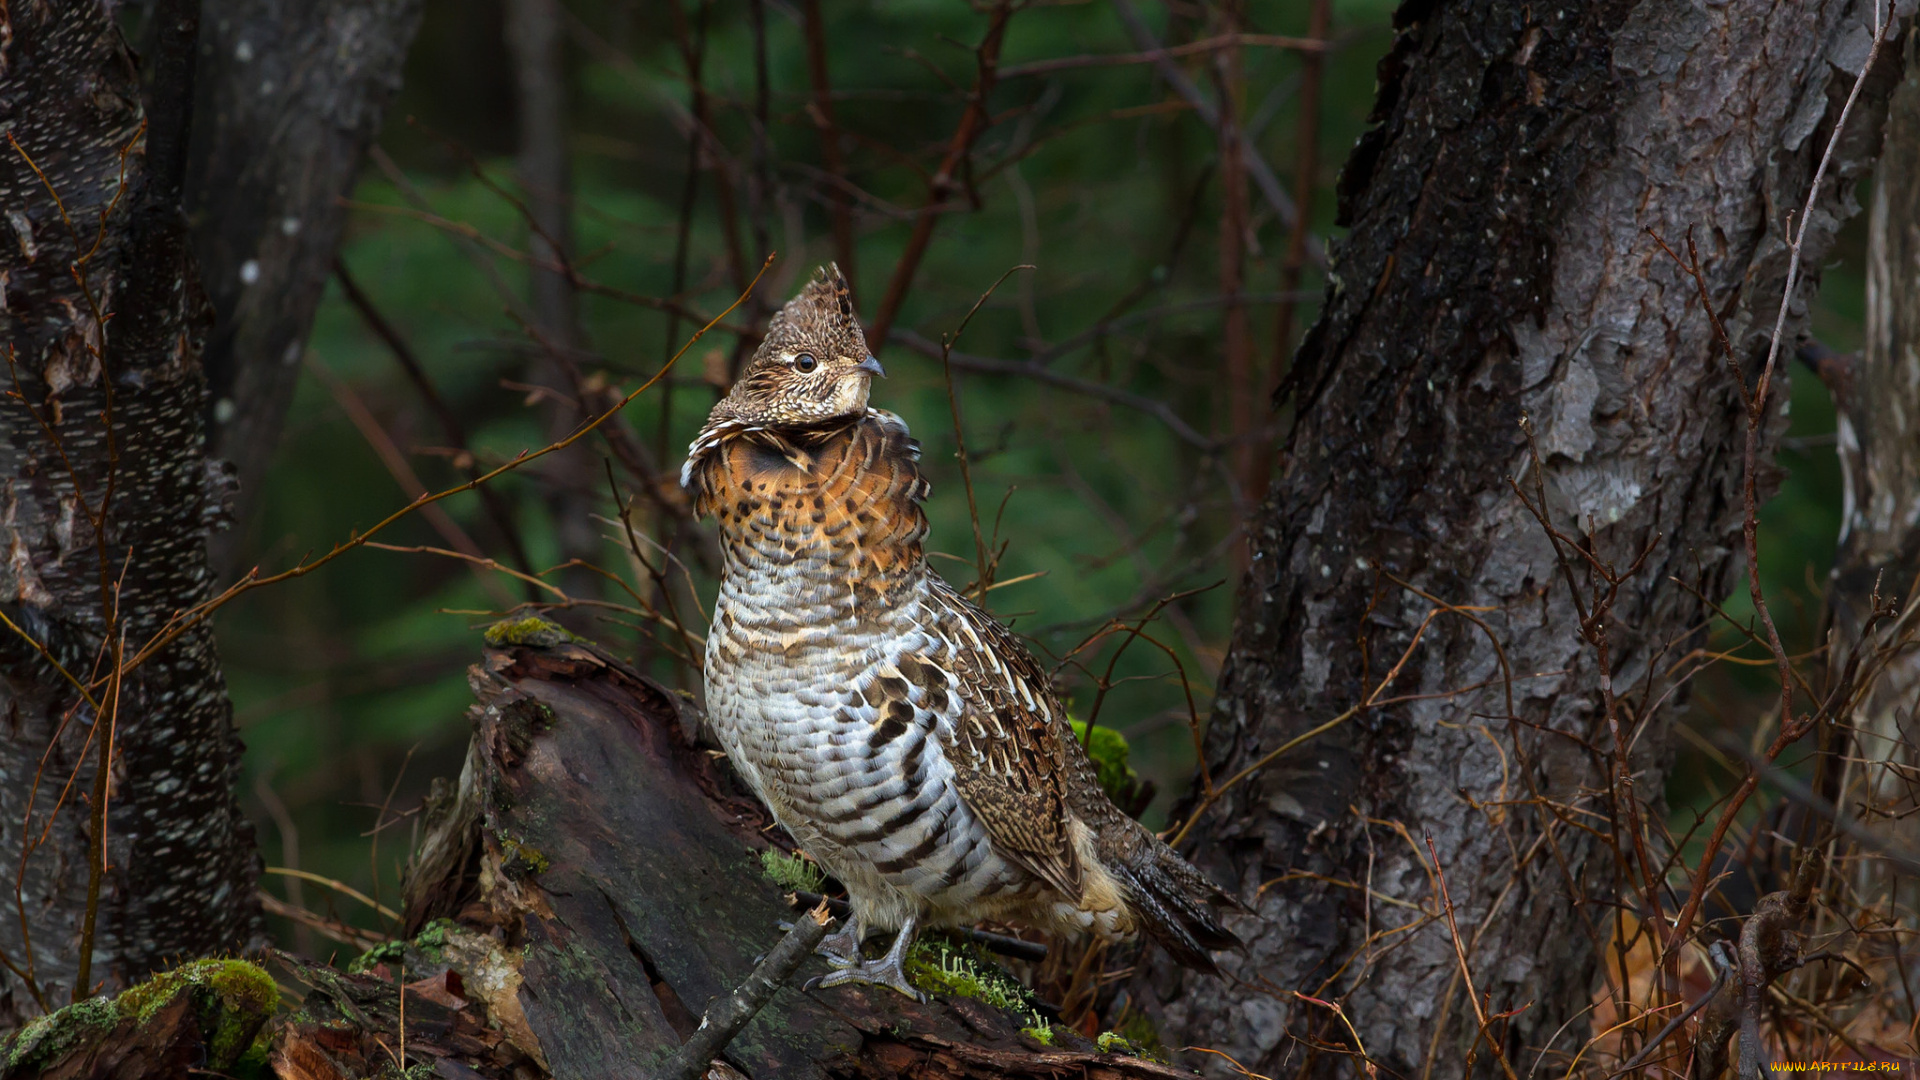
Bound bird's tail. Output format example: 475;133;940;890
1109;827;1242;974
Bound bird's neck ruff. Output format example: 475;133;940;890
685;408;933;598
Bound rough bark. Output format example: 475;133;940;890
1142;0;1905;1074
0;0;262;1021
186;0;425;578
388;627;1192;1079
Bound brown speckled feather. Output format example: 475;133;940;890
690;269;1239;976
693;411;1090;900
925;585;1086;902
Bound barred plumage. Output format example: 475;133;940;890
687;265;1239;997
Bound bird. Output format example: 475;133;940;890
683;264;1240;1000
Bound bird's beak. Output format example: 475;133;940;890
856;355;887;378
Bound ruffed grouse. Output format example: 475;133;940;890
684;265;1239;998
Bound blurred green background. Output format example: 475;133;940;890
217;0;1859;950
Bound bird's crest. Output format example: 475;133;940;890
681;264;884;486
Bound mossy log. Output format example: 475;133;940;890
2;628;1197;1079
0;959;276;1079
379;628;1195;1080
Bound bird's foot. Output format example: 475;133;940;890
805;954;926;1002
806;915;924;1002
815;918;865;968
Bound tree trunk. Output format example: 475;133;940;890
1831;27;1920;912
0;0;262;1021
1142;0;1904;1074
187;0;425;579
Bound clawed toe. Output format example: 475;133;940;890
807;959;927;1002
815;920;865;967
814;947;858;969
806;914;924;1002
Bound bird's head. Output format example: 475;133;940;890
719;264;885;426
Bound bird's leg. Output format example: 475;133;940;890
816;913;866;967
862;914;925;1000
806;913;926;1002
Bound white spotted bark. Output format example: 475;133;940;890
0;0;262;1021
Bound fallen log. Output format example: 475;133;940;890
382;621;1195;1079
4;622;1198;1078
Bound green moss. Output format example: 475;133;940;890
500;835;550;879
117;958;276;1020
759;848;824;893
104;959;279;1068
1069;719;1140;804
905;935;1050;1036
1103;1011;1167;1061
6;998;118;1071
345;918;470;988
410;917;459;961
348;939;408;975
482;616;578;648
1097;1030;1144;1056
235;1020;276;1077
1022;1022;1056;1045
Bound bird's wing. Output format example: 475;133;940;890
908;579;1085;902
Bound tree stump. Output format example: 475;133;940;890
354;624;1196;1080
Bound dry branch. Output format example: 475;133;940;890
1110;0;1326;270
648;904;832;1080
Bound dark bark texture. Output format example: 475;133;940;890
1142;0;1905;1074
0;0;262;1021
186;0;424;578
391;628;1195;1079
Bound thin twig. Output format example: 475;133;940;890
785;891;1046;962
257;892;386;950
116;258;771;691
1110;0;1325;269
1168;600;1478;845
72;624;125;1002
1253;0;1330;503
803;0;857;296
941;266;1034;596
1658;0;1892;956
649;903;833;1080
866;1;1017;348
1425;832;1521;1080
895;330;1214;449
333;258;538;582
998;32;1327;79
305;355;517;606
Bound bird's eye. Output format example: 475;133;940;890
793;353;818;373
